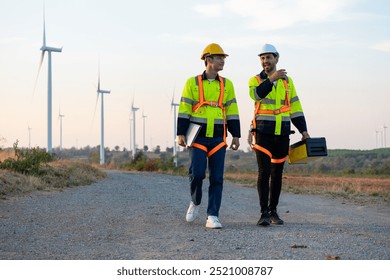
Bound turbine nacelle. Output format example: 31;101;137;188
41;46;63;53
97;89;111;94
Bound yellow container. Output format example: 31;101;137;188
288;137;327;164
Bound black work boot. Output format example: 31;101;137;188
257;212;270;226
269;210;284;225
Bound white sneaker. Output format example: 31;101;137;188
206;216;223;229
186;201;200;222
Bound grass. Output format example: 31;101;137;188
225;171;390;206
0;160;106;199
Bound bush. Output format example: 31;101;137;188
0;140;53;175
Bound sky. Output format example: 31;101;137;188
1;0;389;152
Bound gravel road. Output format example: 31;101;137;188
0;171;389;260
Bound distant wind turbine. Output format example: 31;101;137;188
36;6;62;154
28;125;32;149
96;62;111;165
171;92;179;167
131;99;139;159
58;110;65;152
142;111;147;150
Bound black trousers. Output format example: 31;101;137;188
255;133;290;213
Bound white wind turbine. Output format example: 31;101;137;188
36;7;62;154
58;110;65;153
28;125;32;149
171;92;179;167
96;63;111;165
131;99;139;159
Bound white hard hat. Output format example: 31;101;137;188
258;43;279;56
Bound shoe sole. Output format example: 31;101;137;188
206;225;222;229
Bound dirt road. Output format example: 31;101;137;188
0;171;389;260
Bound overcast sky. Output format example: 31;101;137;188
1;0;389;151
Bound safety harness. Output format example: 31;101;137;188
249;75;290;164
191;75;227;157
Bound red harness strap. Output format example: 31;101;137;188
191;75;227;157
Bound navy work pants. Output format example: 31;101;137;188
189;136;226;217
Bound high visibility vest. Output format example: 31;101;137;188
192;75;225;112
192;75;227;157
249;75;291;164
253;75;291;116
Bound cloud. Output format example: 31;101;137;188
193;4;224;17
371;41;390;52
228;0;356;30
0;37;25;45
193;0;357;31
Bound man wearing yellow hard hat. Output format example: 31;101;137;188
177;43;241;229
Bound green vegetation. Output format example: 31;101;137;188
0;140;52;175
0;141;106;198
1;142;388;202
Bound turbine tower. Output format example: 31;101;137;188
142;111;147;151
96;63;111;165
131;100;139;159
171;93;179;167
38;7;62;154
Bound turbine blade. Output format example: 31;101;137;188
92;93;99;125
32;51;45;100
97;57;101;91
98;67;100;91
42;3;46;47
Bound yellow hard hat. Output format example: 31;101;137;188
201;43;228;60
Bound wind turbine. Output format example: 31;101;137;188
28;125;32;149
384;125;388;148
37;7;62;154
58;110;65;153
142;111;147;151
131;99;139;159
96;63;111;165
171;92;179;167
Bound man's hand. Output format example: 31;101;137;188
301;131;310;140
230;137;240;150
177;135;187;147
269;69;287;83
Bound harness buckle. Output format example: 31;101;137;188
273;109;281;115
209;101;218;107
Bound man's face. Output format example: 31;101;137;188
260;53;278;72
208;55;226;71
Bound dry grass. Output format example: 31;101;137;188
225;172;390;206
0;160;106;199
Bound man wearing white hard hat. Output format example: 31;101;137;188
248;43;310;226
